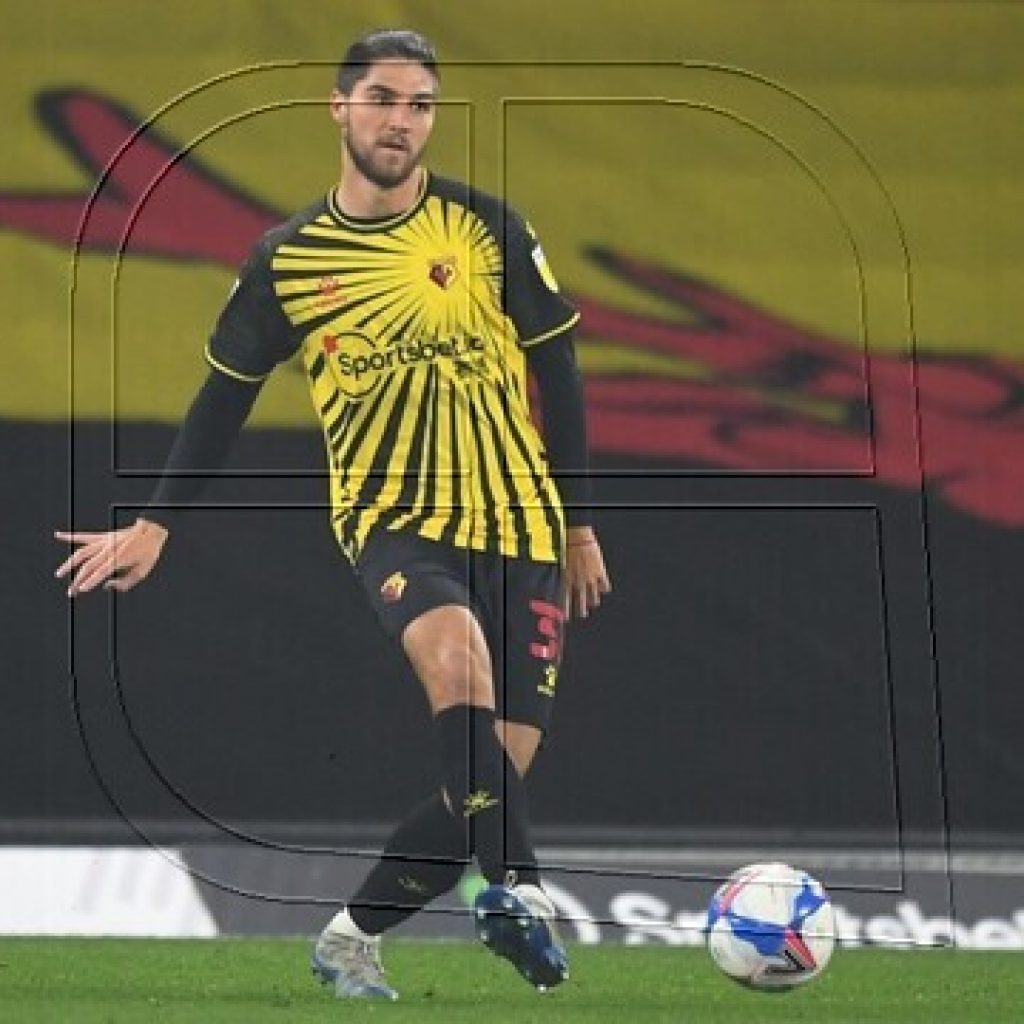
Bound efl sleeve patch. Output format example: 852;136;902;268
532;242;561;293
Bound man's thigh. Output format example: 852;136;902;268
357;531;565;732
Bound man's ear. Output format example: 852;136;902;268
329;88;348;129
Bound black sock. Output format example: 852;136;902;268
435;704;540;886
348;791;467;936
500;747;541;888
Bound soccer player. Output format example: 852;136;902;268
55;28;610;999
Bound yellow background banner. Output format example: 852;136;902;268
2;0;1021;424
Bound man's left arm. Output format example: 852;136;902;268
527;332;611;619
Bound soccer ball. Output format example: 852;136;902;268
705;862;835;990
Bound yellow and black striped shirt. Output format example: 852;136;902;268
206;171;579;563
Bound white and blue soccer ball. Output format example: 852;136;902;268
705;862;835;990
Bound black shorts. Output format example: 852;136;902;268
356;529;565;732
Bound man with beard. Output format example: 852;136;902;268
55;28;610;1000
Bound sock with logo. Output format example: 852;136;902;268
435;703;540;886
347;791;468;936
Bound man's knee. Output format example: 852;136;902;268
403;606;494;711
427;640;491;709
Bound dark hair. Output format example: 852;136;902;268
336;29;439;94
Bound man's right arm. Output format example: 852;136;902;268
140;369;263;531
55;234;296;597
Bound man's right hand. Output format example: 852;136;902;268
54;518;169;597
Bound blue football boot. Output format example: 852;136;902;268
473;883;569;991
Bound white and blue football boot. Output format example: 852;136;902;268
311;911;399;1000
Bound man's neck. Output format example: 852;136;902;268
334;166;424;220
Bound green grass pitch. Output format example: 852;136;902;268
1;939;1021;1023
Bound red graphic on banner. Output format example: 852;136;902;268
2;89;1023;528
571;248;1024;528
0;89;278;264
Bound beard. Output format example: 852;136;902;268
344;131;422;190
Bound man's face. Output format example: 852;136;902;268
331;59;437;190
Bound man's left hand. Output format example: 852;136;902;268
563;525;611;620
